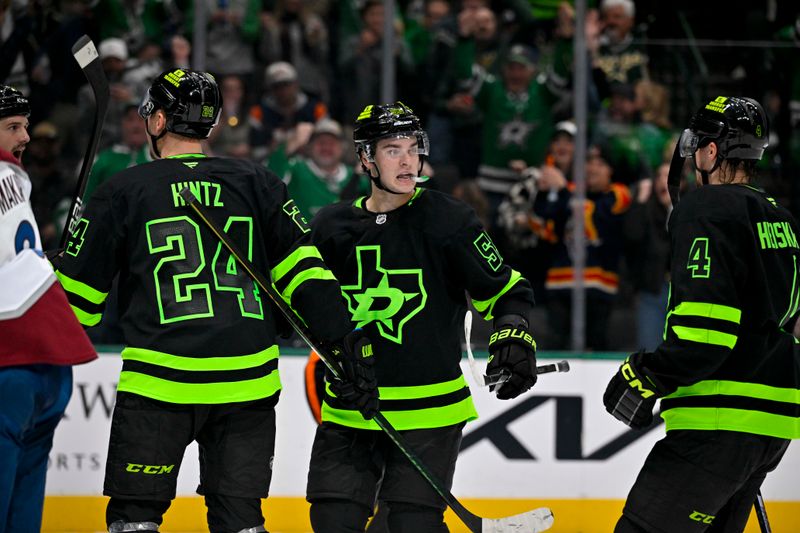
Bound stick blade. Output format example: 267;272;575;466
482;507;554;533
72;35;99;69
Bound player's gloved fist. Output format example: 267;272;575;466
487;314;538;400
330;329;379;419
603;351;667;429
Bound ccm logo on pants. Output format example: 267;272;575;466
125;464;175;474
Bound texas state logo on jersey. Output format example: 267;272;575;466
340;245;427;345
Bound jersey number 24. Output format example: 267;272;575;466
146;215;264;323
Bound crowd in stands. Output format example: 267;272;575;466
6;0;799;350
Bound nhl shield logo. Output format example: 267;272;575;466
376;214;387;225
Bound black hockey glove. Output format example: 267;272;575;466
603;351;667;429
329;329;379;420
487;315;538;400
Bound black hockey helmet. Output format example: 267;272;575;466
679;96;768;161
139;69;221;139
0;85;30;119
353;101;429;162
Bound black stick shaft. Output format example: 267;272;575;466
754;490;772;533
180;188;484;532
60;36;110;249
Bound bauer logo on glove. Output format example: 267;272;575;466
487;315;538;400
489;327;537;349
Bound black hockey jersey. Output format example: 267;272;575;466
57;154;352;404
651;184;800;439
311;188;535;430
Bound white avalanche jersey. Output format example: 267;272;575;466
0;157;56;319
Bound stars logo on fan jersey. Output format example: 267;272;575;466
498;118;534;148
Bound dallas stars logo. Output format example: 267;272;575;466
341;246;427;344
499;117;536;148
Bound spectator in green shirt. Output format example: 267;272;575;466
268;118;367;217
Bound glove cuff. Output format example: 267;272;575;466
342;329;369;355
493;314;529;329
623;351;669;399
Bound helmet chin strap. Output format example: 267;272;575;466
367;157;426;195
145;119;168;159
693;153;722;186
370;170;405;195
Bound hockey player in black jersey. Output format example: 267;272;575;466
305;102;539;531
56;69;377;533
604;96;800;532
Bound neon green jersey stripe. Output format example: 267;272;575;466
665;380;800;404
662;407;800;440
270;246;323;284
670;301;741;323
282;267;336;303
121;345;279;371
70;304;101;326
118;371;281;404
56;271;108;304
322;396;478;430
166;153;207;159
671;325;737;348
377;375;468;400
472;269;523;321
325;375;469;401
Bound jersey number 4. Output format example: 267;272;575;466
146;215;264;323
687;238;711;279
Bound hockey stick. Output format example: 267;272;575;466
180;187;555;533
464;310;570;387
59;35;110;249
754;489;771;533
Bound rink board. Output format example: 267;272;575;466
43;352;800;532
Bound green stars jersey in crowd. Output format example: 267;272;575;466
267;143;368;218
